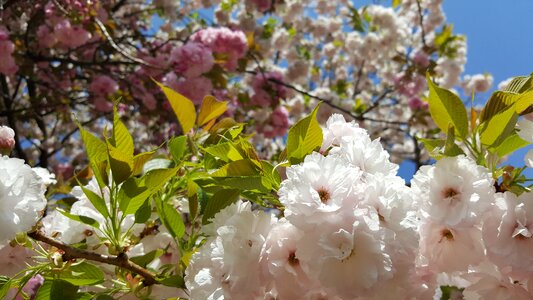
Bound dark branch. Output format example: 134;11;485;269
28;230;158;286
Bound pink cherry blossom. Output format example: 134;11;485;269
54;20;91;49
89;75;119;96
170;42;214;78
191;27;248;71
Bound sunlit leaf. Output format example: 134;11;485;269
202;189;241;223
197;95;228;127
154;80;196;133
426;73;468;139
286;104;323;164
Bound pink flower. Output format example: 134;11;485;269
36;25;57;48
408;97;428;110
0;30;17;75
250;72;288;107
54;20;91;49
89;75;119;96
257;106;290;138
170;42;214;78
0;125;15;154
166;75;214;105
483;192;533;279
191;27;248;70
93;96;113;112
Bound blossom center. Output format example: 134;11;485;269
442;187;460;202
288;251;299;266
440;229;454;242
316;187;331;204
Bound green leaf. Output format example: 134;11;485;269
513;89;533;114
0;276;10;300
159;275;185;288
110;107;134;156
118;177;150;216
480;91;526;122
154;80;196;133
202;189;241;223
392;0;401;7
502;74;533;93
134;198;152;224
59;262;105;286
81;186;108;218
143;167;178;190
187;180;201;220
58;209;100;228
132;151;156;175
39;279;79;300
168;136;187;163
426;73;469;139
155;199;185;239
107;144;133;184
79;128;107;164
443;125;465;157
418;137;446;160
286;104;323;164
480;104;518;147
202;142;244;162
211;159;261;176
197;95;228;126
79;128;108;187
130;249;164;268
439;285;463;300
491;133;529;157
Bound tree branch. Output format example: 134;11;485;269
28;230;158;286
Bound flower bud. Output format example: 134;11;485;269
0;125;15;155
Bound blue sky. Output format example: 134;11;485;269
398;0;533;181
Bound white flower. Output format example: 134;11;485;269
185;201;274;300
300;208;393;298
417;220;484;273
278;153;362;229
525;149;533;168
412;155;494;227
260;219;322;299
329;136;399;177
517;117;533;143
483;191;533;279
320;114;368;152
463;263;531;300
0;156;47;248
32;167;57;187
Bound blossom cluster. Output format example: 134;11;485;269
184;114;533;299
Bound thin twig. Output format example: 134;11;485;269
28;230;158;286
416;0;427;48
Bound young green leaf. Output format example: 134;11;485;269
202;189;241;223
197;95;228;127
286;104;323;164
480;104;518;147
154;80;196;134
110;107;134;156
81;186;109;218
130;249;164;268
491;133;529;157
35;279;79;300
107;144;133;184
58;209;100;229
132;151;156;175
168;136;187;163
426;73;469;139
155;199;185;239
58;262;105;286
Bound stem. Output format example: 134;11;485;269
27;230;158;286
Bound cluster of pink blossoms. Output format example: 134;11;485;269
0;29;18;75
185;114;533;299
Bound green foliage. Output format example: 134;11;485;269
130;249;165;268
56;262;105;286
426;73;468;139
168;136;188;163
286;104;323;164
202;189;241;223
35;279;79;300
155;197;186;239
81;186;109;218
154;80;196;134
58;208;100;229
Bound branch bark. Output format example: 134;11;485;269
27;230;159;286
